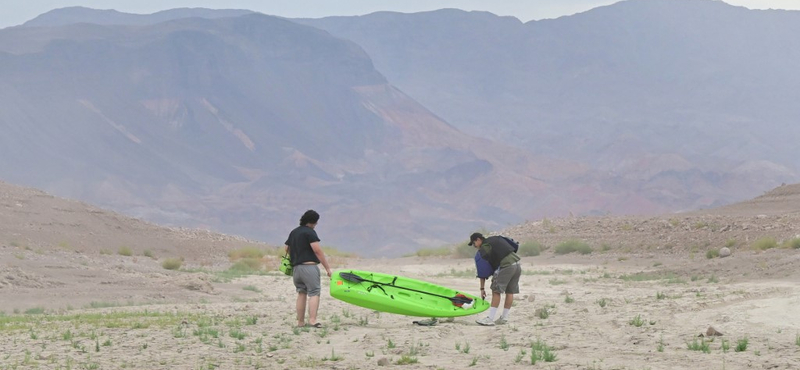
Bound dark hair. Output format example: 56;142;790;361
468;232;484;246
299;210;320;225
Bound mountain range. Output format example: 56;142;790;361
1;0;797;255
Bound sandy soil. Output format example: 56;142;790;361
2;247;800;370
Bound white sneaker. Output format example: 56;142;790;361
494;317;508;325
476;316;495;326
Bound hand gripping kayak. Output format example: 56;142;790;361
339;271;474;307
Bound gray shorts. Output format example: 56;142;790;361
490;262;521;294
293;264;321;296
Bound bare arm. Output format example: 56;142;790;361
310;241;332;277
284;244;289;255
479;277;487;299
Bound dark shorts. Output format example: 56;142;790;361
293;264;321;297
490;262;521;294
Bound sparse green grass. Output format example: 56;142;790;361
795;334;800;347
396;355;418;365
687;338;711;353
707;275;719;284
706;249;719;259
597;298;609;308
735;337;748;352
721;339;730;353
118;246;133;256
618;272;662;281
629;314;644;327
548;278;567;285
435;268;475;278
242;285;261;293
518;241;542;256
725;239;737;248
499;335;509;351
143;249;155;258
564;295;575;304
656;291;667;300
322;348;343;361
554;239;592;255
753;237;778;251
657;335;665;352
162;258;182;270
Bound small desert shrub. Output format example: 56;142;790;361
752;237;777;251
143;249;155;258
518;241;542;257
321;246;356;257
24;307;45;315
705;249;719;259
228;247;265;260
230;258;262;271
529;339;557;364
554;239;592;255
414;246;451;257
455;242;475;258
162;258;182;270
783;238;800;249
629;314;644;327
725;239;737;248
118;246;133;256
735;337;748;352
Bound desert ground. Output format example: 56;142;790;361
2;182;800;369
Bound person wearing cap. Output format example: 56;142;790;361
469;232;522;326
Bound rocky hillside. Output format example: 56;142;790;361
0;180;264;260
501;183;800;257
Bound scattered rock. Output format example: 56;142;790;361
377;358;390;366
175;275;215;294
527;294;535;303
719;247;731;258
706;326;723;337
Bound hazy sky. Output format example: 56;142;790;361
2;0;799;29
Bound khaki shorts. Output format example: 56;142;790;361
293;264;321;296
490;262;521;294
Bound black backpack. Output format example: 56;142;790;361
501;236;519;252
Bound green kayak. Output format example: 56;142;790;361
330;269;490;317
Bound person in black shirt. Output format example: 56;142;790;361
284;210;332;328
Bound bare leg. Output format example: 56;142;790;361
504;293;514;309
296;293;307;327
308;295;320;325
491;291;501;308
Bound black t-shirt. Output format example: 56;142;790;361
285;225;321;266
